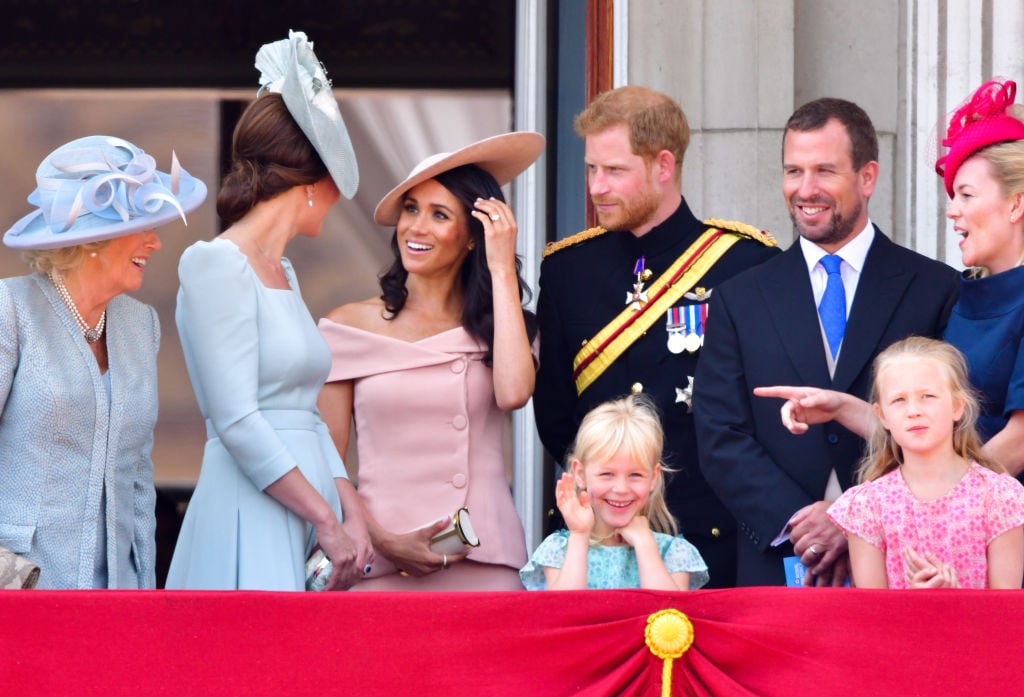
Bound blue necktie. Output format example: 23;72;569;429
818;254;846;360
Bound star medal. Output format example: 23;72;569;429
625;256;650;311
666;306;686;354
675;376;695;412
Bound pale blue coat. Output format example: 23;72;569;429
0;273;159;589
166;239;345;590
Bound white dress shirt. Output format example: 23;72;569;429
774;221;877;545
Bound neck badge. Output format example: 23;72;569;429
626;256;652;311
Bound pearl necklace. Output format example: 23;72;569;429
49;271;106;343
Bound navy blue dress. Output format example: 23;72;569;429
943;266;1024;444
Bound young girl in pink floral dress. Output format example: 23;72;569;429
828;337;1024;589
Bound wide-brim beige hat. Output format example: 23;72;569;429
374;131;545;226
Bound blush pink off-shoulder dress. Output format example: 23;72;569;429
318;319;529;590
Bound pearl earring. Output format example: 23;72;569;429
308;196;314;208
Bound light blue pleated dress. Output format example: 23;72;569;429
166;238;347;590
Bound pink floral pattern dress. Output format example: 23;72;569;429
827;463;1024;589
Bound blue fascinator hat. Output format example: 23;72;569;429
4;135;207;250
255;30;359;199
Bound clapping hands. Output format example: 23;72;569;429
555;473;656;549
904;547;959;588
555;473;594;536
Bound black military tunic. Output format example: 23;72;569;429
533;199;780;588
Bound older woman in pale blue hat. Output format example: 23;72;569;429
0;135;207;589
166;31;372;591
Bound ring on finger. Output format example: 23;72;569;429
442;553;448;569
489;213;501;222
809;545;821;556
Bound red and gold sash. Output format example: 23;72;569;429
572;228;741;395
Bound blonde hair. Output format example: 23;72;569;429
567;394;678;536
962;105;1024;275
22;240;109;275
858;337;1001;482
574;85;689;183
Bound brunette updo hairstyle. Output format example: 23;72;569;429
216;93;328;225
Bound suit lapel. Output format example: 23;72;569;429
761;244;832;386
832;231;911;392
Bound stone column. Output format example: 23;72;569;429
903;0;1024;267
627;0;797;242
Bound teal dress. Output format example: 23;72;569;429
519;529;709;590
166;238;348;590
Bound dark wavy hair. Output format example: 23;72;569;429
379;164;537;365
216;93;328;225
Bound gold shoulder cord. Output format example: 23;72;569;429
702;218;777;247
542;226;608;258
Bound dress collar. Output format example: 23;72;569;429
956;265;1024;317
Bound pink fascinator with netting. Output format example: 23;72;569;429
935;78;1024;197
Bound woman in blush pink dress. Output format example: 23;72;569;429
318;133;544;590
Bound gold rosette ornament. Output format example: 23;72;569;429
645;609;694;697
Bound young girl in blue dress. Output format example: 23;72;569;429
520;395;708;590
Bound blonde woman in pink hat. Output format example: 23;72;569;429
318;132;545;590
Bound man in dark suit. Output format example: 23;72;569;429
693;97;960;587
534;85;779;588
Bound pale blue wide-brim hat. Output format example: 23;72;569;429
4;135;208;251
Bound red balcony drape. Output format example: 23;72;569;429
1;587;1015;696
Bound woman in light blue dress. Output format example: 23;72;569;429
166;32;371;590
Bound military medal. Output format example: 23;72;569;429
626;256;650;311
700;302;709;347
684;304;702;353
675;376;695;413
665;306;686;354
681;288;712;347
